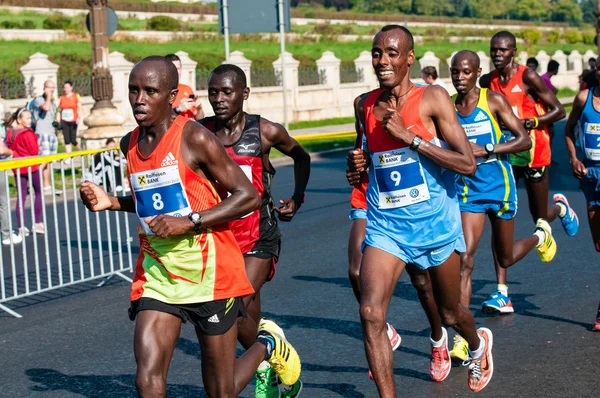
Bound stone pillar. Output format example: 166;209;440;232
445;51;457;70
477;51;491;74
19;52;59;99
82;0;124;150
568;50;583;74
354;50;377;89
175;50;197;90
228;51;252;87
272;51;299;89
419;51;440;71
551;50;568;75
316;51;341;87
536;50;551;75
583;50;598;69
518;51;529;66
108;51;134;122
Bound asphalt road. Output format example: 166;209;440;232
0;121;598;397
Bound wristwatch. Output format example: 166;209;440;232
409;135;423;151
188;212;202;234
485;143;495;156
524;118;534;129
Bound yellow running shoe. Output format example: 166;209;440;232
535;219;556;262
258;319;302;386
449;335;469;362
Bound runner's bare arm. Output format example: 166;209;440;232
79;133;136;213
262;119;311;219
488;90;531;154
347;94;369;185
385;85;476;176
523;68;566;125
564;89;588;179
187;124;260;227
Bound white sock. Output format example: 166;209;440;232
497;284;508;297
257;361;270;371
557;202;567;218
534;230;545;247
430;328;446;348
468;335;486;359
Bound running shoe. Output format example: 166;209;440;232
256;366;280;398
2;232;22;246
466;327;494;392
535;218;556;262
553;193;579;236
258;319;301;386
279;379;302;398
430;327;451;382
482;291;514;314
19;227;30;237
33;222;45;235
449;335;469;362
367;322;402;380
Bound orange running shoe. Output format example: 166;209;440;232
467;328;494;392
430;327;451;382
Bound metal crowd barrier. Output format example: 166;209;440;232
0;148;135;318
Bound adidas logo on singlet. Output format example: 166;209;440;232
511;84;523;93
473;111;487;122
160;152;178;167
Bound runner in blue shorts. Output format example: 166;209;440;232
347;26;494;394
448;50;557;360
564;61;600;331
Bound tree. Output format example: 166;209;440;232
471;0;512;19
450;0;472;17
549;0;583;24
580;0;597;24
351;0;412;13
413;0;455;16
512;0;548;21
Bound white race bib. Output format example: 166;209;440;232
584;122;600;161
61;109;75;122
373;148;430;209
462;120;496;165
130;165;191;235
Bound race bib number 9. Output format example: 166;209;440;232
373;148;430;209
130;165;191;235
584;123;600;161
462;120;495;165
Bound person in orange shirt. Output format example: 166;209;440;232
165;53;205;121
58;81;83;158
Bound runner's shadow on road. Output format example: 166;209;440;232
301;382;366;398
176;337;245;360
302;362;430;382
25;368;208;397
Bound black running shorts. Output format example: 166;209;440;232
128;296;246;336
513;165;547;183
60;121;78;145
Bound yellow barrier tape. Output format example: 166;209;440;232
294;131;355;141
0;147;120;171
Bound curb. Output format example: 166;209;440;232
270;146;352;167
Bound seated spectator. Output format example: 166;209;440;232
421;66;449;93
4;107;44;237
85;138;127;194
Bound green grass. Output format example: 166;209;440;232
288;117;355;131
557;87;578;98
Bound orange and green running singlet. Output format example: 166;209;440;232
489;65;550;168
127;115;254;304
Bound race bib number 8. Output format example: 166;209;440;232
373;149;430;209
584;123;600;161
130;165;191;235
462;120;495;165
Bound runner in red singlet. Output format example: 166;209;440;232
479;31;578;315
79;56;301;397
201;64;310;398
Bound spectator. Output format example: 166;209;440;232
420;66;449;93
58;80;83;165
541;60;559;94
165;53;205;121
4;107;44;237
0;137;21;245
527;57;539;72
589;57;597;70
89;138;127;194
582;57;600;90
30;80;58;193
0;95;6;139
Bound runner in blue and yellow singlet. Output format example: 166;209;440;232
564;60;600;331
448;50;557;361
347;26;494;394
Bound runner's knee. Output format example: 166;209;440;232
348;266;360;285
359;303;386;329
460;251;475;274
437;305;459;328
135;370;166;397
410;272;431;298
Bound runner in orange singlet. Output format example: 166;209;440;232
479;31;578;315
79;56;300;397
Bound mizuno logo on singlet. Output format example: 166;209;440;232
473;111;487;122
511;85;523;93
238;143;257;153
160;152;178;167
